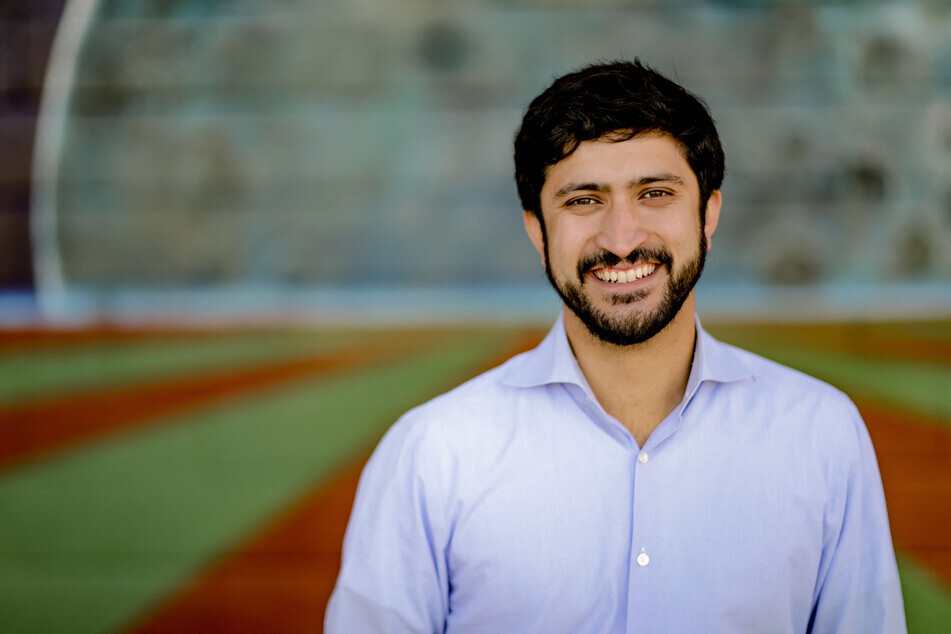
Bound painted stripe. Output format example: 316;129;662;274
0;329;456;472
121;330;543;633
897;553;951;634
0;330;529;633
859;400;951;590
709;341;951;426
122;456;367;634
708;321;951;365
0;329;373;406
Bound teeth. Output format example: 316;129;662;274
594;264;657;283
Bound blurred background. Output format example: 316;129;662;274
0;0;949;632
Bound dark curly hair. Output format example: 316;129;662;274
514;60;725;222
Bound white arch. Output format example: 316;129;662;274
30;0;101;322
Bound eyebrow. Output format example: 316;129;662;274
552;173;686;199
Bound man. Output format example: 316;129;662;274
326;60;905;633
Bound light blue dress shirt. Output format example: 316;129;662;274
326;315;905;633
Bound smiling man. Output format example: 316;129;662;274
326;60;906;633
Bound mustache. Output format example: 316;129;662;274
576;247;673;281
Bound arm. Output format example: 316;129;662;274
325;416;450;633
809;402;906;633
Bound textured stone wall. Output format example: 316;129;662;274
46;0;951;297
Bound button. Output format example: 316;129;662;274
636;552;650;567
638;452;649;464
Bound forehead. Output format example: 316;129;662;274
542;133;697;193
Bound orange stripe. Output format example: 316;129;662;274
858;399;951;589
0;330;449;472
713;322;951;364
126;453;367;634
123;329;544;634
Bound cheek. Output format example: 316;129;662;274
662;213;703;248
545;230;583;272
547;217;596;255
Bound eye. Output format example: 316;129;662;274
565;196;600;207
641;190;672;200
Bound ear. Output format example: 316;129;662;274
523;210;546;266
703;190;722;248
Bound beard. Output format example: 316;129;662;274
543;233;707;347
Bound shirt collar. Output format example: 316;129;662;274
681;314;752;412
503;313;584;389
502;313;752;394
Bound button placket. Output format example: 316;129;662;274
633;450;651;573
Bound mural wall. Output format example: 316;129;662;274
35;0;951;320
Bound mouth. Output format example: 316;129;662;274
591;263;658;284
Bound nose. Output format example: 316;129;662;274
594;199;649;257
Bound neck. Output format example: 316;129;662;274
564;296;698;447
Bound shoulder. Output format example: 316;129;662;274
714;336;854;404
367;348;541;472
700;337;883;511
409;351;533;421
707;336;869;449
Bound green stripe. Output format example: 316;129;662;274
726;344;950;426
0;330;372;406
0;328;519;634
709;323;951;426
898;552;951;634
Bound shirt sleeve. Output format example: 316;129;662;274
809;401;906;633
324;413;450;633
